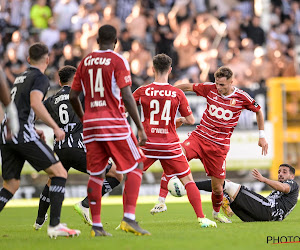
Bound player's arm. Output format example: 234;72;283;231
121;85;147;146
174;83;194;92
30;91;65;141
252;169;291;193
176;114;195;128
69;89;84;121
255;109;268;156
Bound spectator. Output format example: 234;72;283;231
53;0;79;31
39;18;60;51
30;0;52;30
126;4;148;40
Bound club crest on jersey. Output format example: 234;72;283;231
213;96;218;100
230;98;236;106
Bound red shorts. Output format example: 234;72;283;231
143;155;191;178
181;133;229;179
86;133;145;175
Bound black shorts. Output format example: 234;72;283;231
54;148;112;175
0;140;59;180
230;186;273;222
55;148;87;174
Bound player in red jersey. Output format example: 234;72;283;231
133;54;216;228
69;25;150;236
152;66;268;223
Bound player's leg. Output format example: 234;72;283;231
110;134;150;235
102;160;123;195
0;144;24;212
85;141;112;237
23;140;80;238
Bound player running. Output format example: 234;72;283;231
133;53;216;228
0;43;80;238
70;25;150;236
151;66;268;224
33;65;123;229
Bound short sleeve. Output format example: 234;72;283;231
43;98;51;112
178;90;192;117
114;56;132;89
133;87;142;105
242;91;261;112
192;82;213;97
31;74;50;97
284;180;299;193
71;61;83;92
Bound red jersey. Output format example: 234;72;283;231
72;49;132;143
192;82;261;147
133;82;192;159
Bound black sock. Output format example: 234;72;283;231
102;177;120;196
195;179;226;192
0;188;13;212
195;180;213;192
36;184;50;224
49;177;66;227
81;196;89;208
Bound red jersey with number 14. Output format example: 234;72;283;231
192;82;261;147
133;82;192;159
72;49;132;143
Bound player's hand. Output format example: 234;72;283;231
176;117;184;129
35;128;46;142
137;128;147;146
258;138;268;156
54;127;65;141
252;169;266;183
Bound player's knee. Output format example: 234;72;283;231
45;162;68;179
212;185;223;194
3;179;20;194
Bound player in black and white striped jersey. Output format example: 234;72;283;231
33;65;123;228
0;43;80;238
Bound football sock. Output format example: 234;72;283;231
195;179;213;192
36;184;50;224
81;196;89;208
49;177;66;226
102;177;120;195
88;176;103;225
123;168;143;216
185;182;205;218
212;191;223;213
224;180;241;197
159;172;171;199
0;188;13;212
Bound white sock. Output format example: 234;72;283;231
124;213;135;220
212;210;219;216
158;197;166;204
93;222;103;227
224;181;240;197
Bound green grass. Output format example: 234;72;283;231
1;201;300;250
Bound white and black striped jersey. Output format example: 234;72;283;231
44;85;85;150
267;180;299;221
0;67;49;144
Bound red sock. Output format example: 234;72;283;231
159;172;171;198
212;191;223;213
123;168;143;214
87;176;103;224
185;181;205;218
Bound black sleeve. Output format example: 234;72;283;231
43;98;51;113
31;74;50;97
284;180;299;193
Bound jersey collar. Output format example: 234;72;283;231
221;86;237;98
153;82;169;85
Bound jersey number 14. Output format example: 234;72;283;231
88;68;104;98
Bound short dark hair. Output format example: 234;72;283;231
29;43;49;62
214;66;233;80
153;54;172;74
279;164;296;175
97;25;117;45
58;65;77;84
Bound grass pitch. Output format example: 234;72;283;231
1;198;299;250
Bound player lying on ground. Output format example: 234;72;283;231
70;24;150;236
33;66;123;229
196;164;298;222
150;66;268;224
133;53;216;228
0;43;80;238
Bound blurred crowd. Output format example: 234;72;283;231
0;0;299;93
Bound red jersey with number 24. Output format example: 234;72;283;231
192;82;261;147
133;82;192;159
72;49;132;143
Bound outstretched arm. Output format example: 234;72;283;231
252;169;291;193
176;114;195;128
121;85;146;146
174;83;194;92
256;109;268;155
